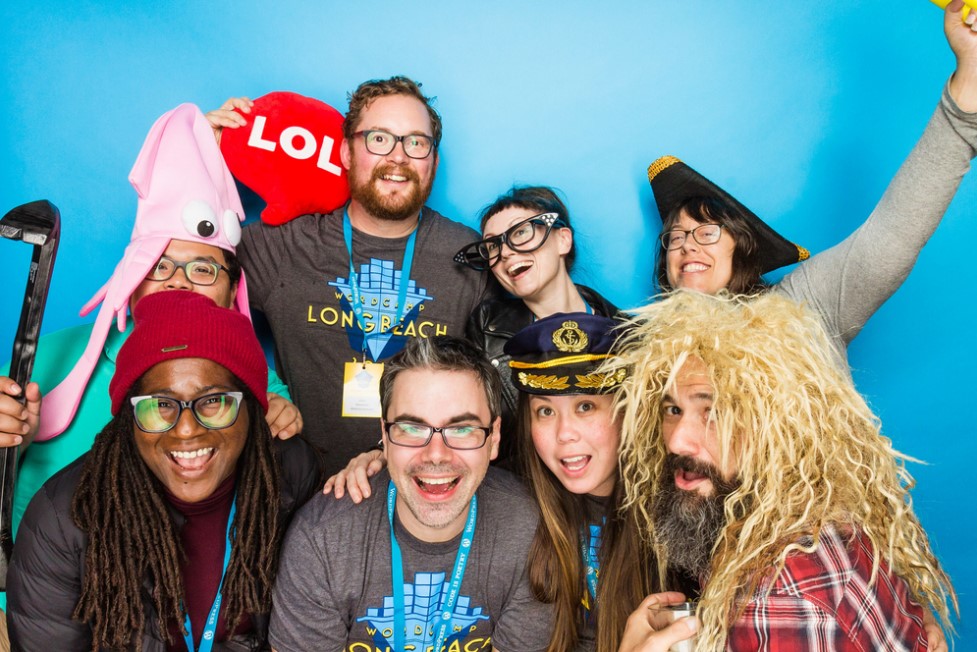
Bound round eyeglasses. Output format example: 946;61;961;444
130;392;243;433
384;421;491;450
660;223;724;250
353;130;436;159
453;212;568;271
146;256;229;287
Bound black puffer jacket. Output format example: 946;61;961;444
7;436;322;652
465;284;622;466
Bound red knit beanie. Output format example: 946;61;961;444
110;291;269;415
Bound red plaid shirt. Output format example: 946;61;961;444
725;525;928;651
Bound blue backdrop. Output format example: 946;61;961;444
1;0;973;641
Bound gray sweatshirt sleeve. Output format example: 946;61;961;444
777;83;977;363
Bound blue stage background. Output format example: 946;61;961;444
1;0;973;640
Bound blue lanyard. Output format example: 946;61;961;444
182;496;237;652
387;480;477;652
343;210;420;362
580;521;601;602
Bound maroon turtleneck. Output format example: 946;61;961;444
163;474;250;650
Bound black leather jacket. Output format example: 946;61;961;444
465;284;621;465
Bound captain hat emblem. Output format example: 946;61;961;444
551;320;588;353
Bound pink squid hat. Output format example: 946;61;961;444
37;103;250;441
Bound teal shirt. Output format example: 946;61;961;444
0;320;290;606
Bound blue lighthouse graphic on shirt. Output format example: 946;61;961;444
356;571;490;650
329;258;433;361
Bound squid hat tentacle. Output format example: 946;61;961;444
37;103;250;441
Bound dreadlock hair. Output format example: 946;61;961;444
605;290;957;651
517;395;654;652
71;384;281;651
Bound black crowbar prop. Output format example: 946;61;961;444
0;200;60;590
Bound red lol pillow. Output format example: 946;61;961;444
220;91;350;225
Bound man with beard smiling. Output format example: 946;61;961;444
269;336;552;652
608;291;956;652
207;77;491;474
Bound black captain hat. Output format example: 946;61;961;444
503;312;626;395
647;155;810;274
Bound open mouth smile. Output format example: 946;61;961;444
561;454;591;472
506;260;533;279
169;447;216;472
414;476;461;496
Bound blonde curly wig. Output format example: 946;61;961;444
606;290;955;650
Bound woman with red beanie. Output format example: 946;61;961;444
6;291;322;651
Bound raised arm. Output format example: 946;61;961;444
947;0;977;111
778;1;977;356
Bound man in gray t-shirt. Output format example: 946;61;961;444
270;336;553;652
209;77;492;474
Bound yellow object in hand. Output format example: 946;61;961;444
931;0;974;18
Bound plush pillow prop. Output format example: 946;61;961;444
220;91;350;225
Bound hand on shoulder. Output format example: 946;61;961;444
322;447;385;501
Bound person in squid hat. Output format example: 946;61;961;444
0;103;301;554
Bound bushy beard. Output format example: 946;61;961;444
651;454;739;577
349;156;433;223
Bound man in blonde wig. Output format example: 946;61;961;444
611;290;955;651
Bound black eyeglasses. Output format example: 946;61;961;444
453;213;567;271
660;223;724;250
145;256;229;287
384;421;491;450
353;130;436;159
130;392;243;433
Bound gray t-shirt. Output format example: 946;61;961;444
270;468;554;652
239;206;490;474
